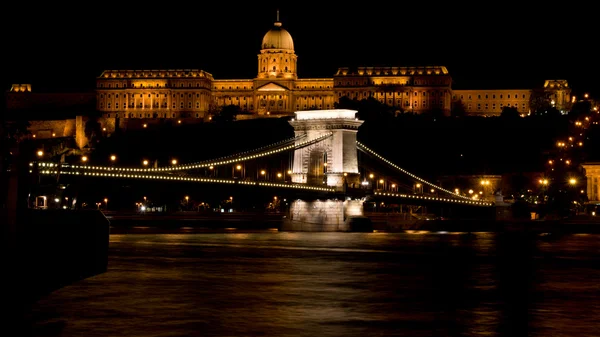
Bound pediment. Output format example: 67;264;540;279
257;82;289;92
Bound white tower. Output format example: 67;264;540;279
288;109;364;190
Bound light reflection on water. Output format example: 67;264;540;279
21;231;600;337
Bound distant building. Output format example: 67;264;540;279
6;14;573;135
93;15;571;122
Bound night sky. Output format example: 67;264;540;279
4;1;598;98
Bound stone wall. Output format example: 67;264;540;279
285;198;364;231
29;119;76;139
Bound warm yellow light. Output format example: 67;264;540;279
143;160;149;166
369;173;374;179
261;170;266;175
82;156;88;162
171;159;178;165
36;150;43;157
236;164;242;170
379;179;384;184
110;155;116;161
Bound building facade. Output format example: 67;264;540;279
453;80;572;117
96;16;570;122
9;16;573;127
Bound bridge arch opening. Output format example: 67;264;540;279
307;148;328;185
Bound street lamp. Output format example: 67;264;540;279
36;150;44;158
171;159;178;165
143;159;149;167
104;198;108;210
415;183;422;194
110;155;117;162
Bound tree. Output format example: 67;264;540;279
84;116;102;148
422;107;446;120
529;88;552;115
451;99;467;117
500;106;520;119
334;96;360;111
569;100;592;121
212;104;241;123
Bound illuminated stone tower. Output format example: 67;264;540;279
288;109;363;190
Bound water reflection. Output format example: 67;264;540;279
20;231;600;337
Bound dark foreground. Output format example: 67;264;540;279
11;229;600;337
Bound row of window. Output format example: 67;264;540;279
101;93;209;99
105;113;204;118
102;101;207;110
338;91;446;98
466;103;527;111
457;93;528;100
99;82;211;89
335;80;448;86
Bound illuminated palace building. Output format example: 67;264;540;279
11;16;572;124
93;16;572;122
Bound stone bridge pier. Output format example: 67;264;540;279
288;109;363;191
283;109;368;231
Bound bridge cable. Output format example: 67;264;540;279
356;141;471;200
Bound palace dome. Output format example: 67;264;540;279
261;21;294;50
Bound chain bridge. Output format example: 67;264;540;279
31;109;494;230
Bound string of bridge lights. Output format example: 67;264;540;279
356;141;478;203
33;132;333;174
373;191;493;206
32;166;336;192
30;135;491;205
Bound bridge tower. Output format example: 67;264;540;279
288;109;363;191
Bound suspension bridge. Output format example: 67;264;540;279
30;109;494;230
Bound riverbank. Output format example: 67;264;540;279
103;211;600;234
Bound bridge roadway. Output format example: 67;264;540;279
33;162;493;209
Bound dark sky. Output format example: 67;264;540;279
4;1;598;98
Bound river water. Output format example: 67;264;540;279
16;230;600;336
